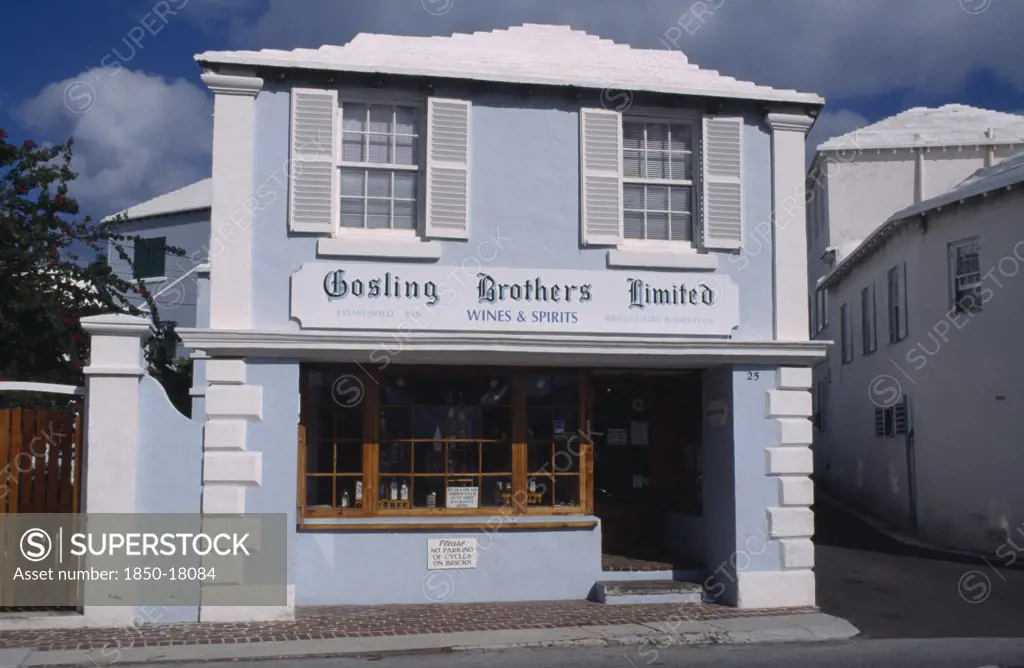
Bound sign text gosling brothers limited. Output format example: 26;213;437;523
290;263;740;337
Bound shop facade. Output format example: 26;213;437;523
174;25;826;620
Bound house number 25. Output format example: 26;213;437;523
747;371;760;381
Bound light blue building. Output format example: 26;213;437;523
154;24;827;619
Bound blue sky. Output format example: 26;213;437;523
2;0;1023;223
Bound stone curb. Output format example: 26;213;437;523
0;613;859;667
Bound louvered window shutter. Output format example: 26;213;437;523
289;88;337;234
580;108;623;245
425;97;471;240
700;116;744;251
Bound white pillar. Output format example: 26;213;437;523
765;111;815;342
80;313;153;626
200;71;263;330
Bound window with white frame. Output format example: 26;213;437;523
840;302;853;363
339;103;421;232
949;237;982;313
622;119;695;243
814;287;828;334
861;284;877;355
887;264;908;342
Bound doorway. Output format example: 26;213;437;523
591;371;702;567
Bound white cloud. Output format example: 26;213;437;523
18;68;211;219
191;0;1024;100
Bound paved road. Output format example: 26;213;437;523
814;493;1024;638
142;638;1024;667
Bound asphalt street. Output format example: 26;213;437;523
141;638;1024;668
814;493;1024;638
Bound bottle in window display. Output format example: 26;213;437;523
355;480;362;502
426;489;437;508
389;479;399;502
433;425;443;452
494;480;503;505
400;480;409;501
341;489;350;508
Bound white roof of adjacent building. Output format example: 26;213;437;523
104;178;211;222
817;104;1024;152
195;23;824;106
821;150;1024;289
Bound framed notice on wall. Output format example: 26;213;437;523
606;428;628;446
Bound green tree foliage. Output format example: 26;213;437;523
0;130;191;414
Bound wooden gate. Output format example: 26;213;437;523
0;403;84;607
0;406;83;515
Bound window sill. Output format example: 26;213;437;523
299;515;599;532
317;236;442;261
606;249;719;271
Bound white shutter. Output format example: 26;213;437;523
289;88;337;234
425;97;471;240
580;107;623;245
700;116;744;251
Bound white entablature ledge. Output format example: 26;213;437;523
177;328;829;368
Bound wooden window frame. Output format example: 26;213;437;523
298;365;594;521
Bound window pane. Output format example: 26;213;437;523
307;441;333;473
669;186;691;212
669;124;692;151
412;476;446;508
306;477;333;507
342;103;367;132
646;123;669;150
526;374;554;406
481;476;514;507
380;442;412;474
670;213;692;241
394;172;418;199
669;152;692;180
624;211;645;239
555;476;581;507
368;134;391;164
623;184;644;210
646;185;669;211
413;405;449;439
481;406;512;441
334;477;365;509
368;105;392;133
528;441;552;473
623;150;642;179
623;122;644;150
554;437;581;473
381;375;415;404
395;135;417;166
366;170;391;198
413;442;446;474
393;201;417;230
380;407;412;440
645;151;669;179
340;168;364;197
646;213;670;240
448;444;479;474
335;442;362;473
340;198;365;228
482;443;513;473
366;199;391;229
341;133;365;162
395;106;417;135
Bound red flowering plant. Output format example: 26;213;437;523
0;132;187;409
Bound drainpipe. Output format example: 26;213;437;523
984;128;995;167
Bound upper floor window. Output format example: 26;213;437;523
861;284;877;355
134;237;166;279
622;119;694;243
813;287;828;335
887;263;908;343
840;302;853;364
949;237;982;313
339;103;421;232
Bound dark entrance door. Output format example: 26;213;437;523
591;372;702;563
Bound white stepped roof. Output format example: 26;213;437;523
195;24;823;106
818;104;1024;152
105;178;211;222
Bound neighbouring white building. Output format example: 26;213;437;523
806;104;1024;341
813;150;1024;553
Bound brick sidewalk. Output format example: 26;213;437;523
0;602;817;651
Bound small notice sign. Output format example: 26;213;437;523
607;428;628;446
446;486;479;509
427;538;478;570
554;419;565;435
